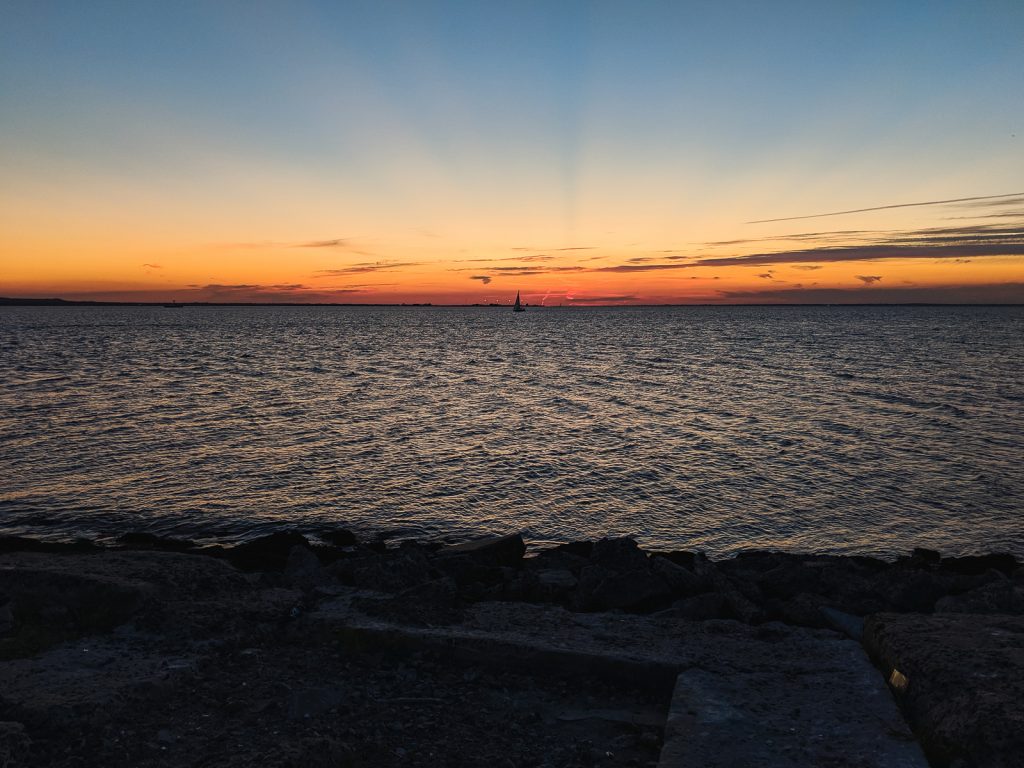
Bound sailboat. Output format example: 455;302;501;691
513;291;525;312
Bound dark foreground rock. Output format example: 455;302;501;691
864;613;1024;768
0;536;1020;767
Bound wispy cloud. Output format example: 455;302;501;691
299;238;350;248
471;275;492;284
565;294;638;304
715;283;1024;304
856;275;882;284
141;263;162;269
686;223;1024;267
315;262;421;276
747;192;1024;224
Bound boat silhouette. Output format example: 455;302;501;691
513;291;525;312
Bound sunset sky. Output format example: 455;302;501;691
2;1;1022;304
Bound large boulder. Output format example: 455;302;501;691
437;534;526;568
227;532;311;571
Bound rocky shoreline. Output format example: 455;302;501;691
1;532;1021;767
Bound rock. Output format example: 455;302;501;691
438;534;526;567
330;549;431;592
911;547;941;566
286;686;345;721
0;721;31;766
693;556;764;624
0;600;13;636
284;546;325;590
934;579;1024;614
650;555;704;596
434;555;506;587
819;606;864;641
863;613;1024;767
526;548;589;574
551;540;593;559
227;532;311;571
651;550;698;570
320;528;358;547
0;536;98;554
768;592;831;628
530;569;578;602
577;565;672;612
666;592;730;621
589;537;648;572
116;532;196;552
940;553;1017;577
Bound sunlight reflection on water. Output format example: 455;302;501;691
1;305;1022;557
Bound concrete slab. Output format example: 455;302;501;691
864;613;1024;767
659;665;927;768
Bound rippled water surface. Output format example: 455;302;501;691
1;305;1022;557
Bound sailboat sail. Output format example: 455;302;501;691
513;291;524;312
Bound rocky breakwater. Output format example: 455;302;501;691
0;531;1021;767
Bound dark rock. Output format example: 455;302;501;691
286;686;345;721
693;556;764;624
576;564;672;612
525;548;590;574
589;537;648;572
819;606;864;641
0;536;98;554
227;532;311;571
320;528;358;547
434;555;508;587
651;550;698;570
863;613;1024;767
666;592;730;621
330;549;431;592
0;721;31;766
116;532;196;552
284;546;326;590
438;534;526;567
911;548;941;566
530;569;578;602
940;553;1017;577
767;592;830;629
650;555;704;596
934;578;1024;614
552;540;593;559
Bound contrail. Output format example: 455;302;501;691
747;192;1024;224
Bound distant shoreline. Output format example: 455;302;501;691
2;297;1022;308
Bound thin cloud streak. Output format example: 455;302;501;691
315;262;422;276
715;283;1024;304
747;192;1024;224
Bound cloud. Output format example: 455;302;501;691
684;223;1024;268
471;275;492;284
183;283;369;303
455;265;586;276
757;272;774;279
565;294;638;304
747;192;1024;223
714;283;1024;304
512;246;596;251
141;263;162;269
792;265;823;271
315;262;421;276
299;238;350;248
856;275;882;284
591;263;695;273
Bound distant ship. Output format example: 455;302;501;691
163;300;183;308
513;291;525;312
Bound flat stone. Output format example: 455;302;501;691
863;613;1024;767
659;650;927;767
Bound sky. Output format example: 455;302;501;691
1;0;1023;304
